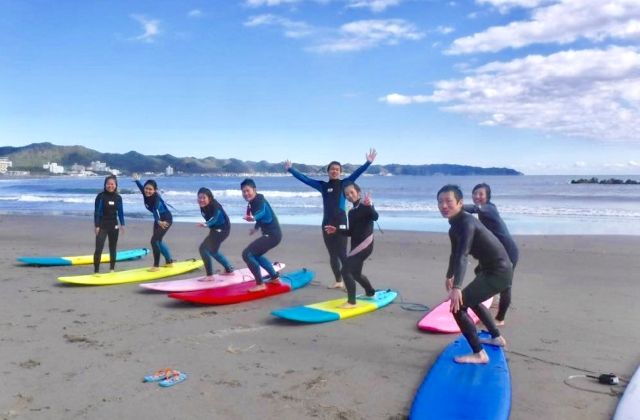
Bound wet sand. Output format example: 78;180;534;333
1;214;638;419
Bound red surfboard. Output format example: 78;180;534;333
168;269;313;305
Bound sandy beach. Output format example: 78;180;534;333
1;214;639;420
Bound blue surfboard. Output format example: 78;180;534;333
410;331;511;420
271;289;397;323
17;248;149;266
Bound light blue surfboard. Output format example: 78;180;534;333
17;248;149;266
410;331;511;420
271;289;397;323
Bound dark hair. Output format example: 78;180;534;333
143;179;158;191
343;181;361;193
197;187;214;202
240;178;256;190
104;175;118;191
437;184;463;202
472;183;491;201
327;161;342;172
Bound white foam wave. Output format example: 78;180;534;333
160;189;321;199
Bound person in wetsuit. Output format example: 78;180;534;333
438;184;513;364
93;175;125;273
133;174;173;271
197;187;234;281
240;179;282;293
324;182;378;308
284;148;377;289
464;183;519;325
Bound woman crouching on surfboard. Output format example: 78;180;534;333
324;182;378;309
240;179;282;293
197;187;234;281
133;174;174;272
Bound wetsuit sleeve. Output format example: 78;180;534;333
476;203;500;220
446;231;455;278
94;194;103;227
450;220;475;288
288;167;323;192
368;205;379;222
252;196;273;224
206;206;225;228
463;204;478;214
345;160;372;182
117;195;125;226
151;196;161;223
134;179;145;194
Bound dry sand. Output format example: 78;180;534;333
1;214;639;419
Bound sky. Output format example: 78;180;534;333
1;0;639;175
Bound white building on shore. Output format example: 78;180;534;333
43;162;65;174
0;157;12;174
166;165;174;176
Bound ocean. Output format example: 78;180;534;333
1;174;639;235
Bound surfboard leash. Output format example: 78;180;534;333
389;289;430;312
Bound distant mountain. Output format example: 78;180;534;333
0;142;523;176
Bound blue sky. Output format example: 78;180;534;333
1;0;639;175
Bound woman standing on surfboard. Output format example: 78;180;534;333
197;187;234;281
284;148;377;290
437;184;512;364
240;179;282;293
133;174;174;272
93;175;125;273
464;183;519;326
324;182;378;309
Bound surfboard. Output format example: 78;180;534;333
139;262;286;292
417;297;494;333
17;248;149;266
271;289;397;323
58;259;203;285
614;364;640;420
410;331;511;420
168;269;313;305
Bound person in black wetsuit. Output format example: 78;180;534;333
324;182;378;308
240;179;282;293
93;175;125;273
464;183;519;325
438;184;513;364
133;174;173;271
284;148;377;290
196;187;234;281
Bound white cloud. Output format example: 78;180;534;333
476;0;554;13
244;14;313;38
347;0;402;13
379;93;429;105
383;46;640;142
187;9;203;18
449;0;640;55
130;15;160;43
574;161;587;167
310;19;424;53
629;160;640;167
436;25;455;35
246;0;301;6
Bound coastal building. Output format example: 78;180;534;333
70;163;86;173
43;162;65;174
0;157;12;174
166;165;174;176
90;161;107;172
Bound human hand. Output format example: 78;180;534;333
132;173;140;181
366;148;377;163
95;227;100;236
449;288;463;313
324;225;337;234
363;192;372;206
284;160;292;171
445;277;453;291
243;215;255;222
249;228;257;236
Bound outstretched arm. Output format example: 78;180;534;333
287;163;323;191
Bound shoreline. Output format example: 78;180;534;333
1;214;639;419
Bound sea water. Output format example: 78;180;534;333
1;174;639;235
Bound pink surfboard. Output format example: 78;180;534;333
417;297;494;333
139;262;285;292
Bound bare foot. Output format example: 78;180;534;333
338;302;357;309
164;263;174;268
328;282;345;290
495;319;505;327
454;349;489;364
148;267;160;272
479;335;507;347
248;284;266;293
198;275;216;282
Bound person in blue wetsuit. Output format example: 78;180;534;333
93;175;125;273
284;148;377;290
464;183;519;325
133;174;173;271
197;187;234;281
240;179;282;293
324;182;378;308
438;184;512;364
